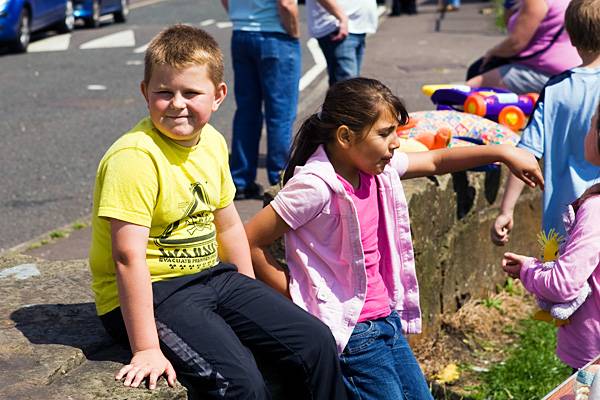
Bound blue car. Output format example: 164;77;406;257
73;0;128;28
0;0;75;53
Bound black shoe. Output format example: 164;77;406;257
234;182;264;200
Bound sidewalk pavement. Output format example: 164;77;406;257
0;2;504;398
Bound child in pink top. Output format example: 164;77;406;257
502;102;600;369
245;77;544;399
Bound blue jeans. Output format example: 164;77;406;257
340;311;434;400
317;33;366;86
230;31;301;188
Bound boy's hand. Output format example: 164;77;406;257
490;213;513;246
504;147;544;190
116;348;176;390
501;252;528;279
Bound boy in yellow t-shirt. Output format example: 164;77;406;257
89;25;347;399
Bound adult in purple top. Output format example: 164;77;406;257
467;0;580;94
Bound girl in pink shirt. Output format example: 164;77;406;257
245;77;544;399
502;102;600;369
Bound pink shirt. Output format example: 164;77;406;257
337;171;391;323
520;195;600;368
508;0;581;76
271;146;421;353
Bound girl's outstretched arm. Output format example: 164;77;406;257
245;205;292;298
403;144;544;189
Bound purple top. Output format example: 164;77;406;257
508;0;581;75
520;195;600;368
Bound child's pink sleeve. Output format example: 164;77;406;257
390;151;409;177
520;196;600;303
271;175;329;230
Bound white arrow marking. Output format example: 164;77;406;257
28;33;71;53
133;43;148;53
299;38;327;92
80;29;135;49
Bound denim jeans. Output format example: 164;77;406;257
317;33;366;86
340;311;434;400
230;31;301;188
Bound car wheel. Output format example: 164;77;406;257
84;0;101;28
113;0;129;23
58;0;75;33
10;7;31;53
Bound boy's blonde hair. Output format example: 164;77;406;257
144;24;224;88
565;0;600;53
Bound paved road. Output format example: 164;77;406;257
0;0;340;252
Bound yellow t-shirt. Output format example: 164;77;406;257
89;118;236;315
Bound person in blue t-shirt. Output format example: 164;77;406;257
491;0;600;244
221;0;301;199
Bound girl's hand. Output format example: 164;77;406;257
116;348;177;390
491;212;514;246
501;252;529;279
504;147;544;190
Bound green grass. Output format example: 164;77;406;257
471;319;571;399
492;0;508;31
49;230;67;239
71;222;87;230
481;297;503;311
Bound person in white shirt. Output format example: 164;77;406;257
306;0;378;85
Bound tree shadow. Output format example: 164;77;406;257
10;302;130;364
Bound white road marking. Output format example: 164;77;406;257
133;43;149;53
27;34;71;53
299;38;326;92
130;0;170;9
216;21;233;28
80;29;135;49
126;60;143;65
87;84;107;90
200;19;215;26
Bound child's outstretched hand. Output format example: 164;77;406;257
116;348;177;390
491;213;514;246
504;147;544;190
501;252;529;279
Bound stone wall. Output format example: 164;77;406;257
405;168;541;340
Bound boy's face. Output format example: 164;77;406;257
584;109;600;166
141;64;226;147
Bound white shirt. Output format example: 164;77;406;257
305;0;378;39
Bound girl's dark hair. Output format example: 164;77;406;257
283;77;409;184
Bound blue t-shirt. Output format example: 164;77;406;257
228;0;286;33
518;67;600;236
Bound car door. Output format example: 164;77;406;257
46;0;67;25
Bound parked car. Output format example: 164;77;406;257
0;0;75;53
73;0;128;28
